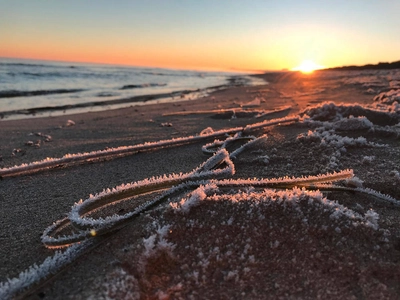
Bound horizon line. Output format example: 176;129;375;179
0;55;270;74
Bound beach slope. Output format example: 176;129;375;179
1;71;400;299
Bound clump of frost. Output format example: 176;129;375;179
205;186;381;232
255;155;270;165
372;100;400;114
301;102;351;122
297;126;385;170
333;116;373;131
389;170;400;182
102;268;140;300
297;127;385;150
225;270;239;282
142;234;157;258
170;184;218;214
364;209;380;230
142;225;176;258
362;156;375;165
374;89;400;105
155;283;183;299
200;127;214;135
302;101;400;125
345;176;364;188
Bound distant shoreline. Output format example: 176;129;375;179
322;60;400;71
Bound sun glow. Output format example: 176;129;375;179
292;60;325;74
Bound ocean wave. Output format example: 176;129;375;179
0;88;206;117
0;89;86;98
96;92;120;97
0;62;82;69
7;70;96;79
0;62;52;68
140;71;208;77
119;83;167;90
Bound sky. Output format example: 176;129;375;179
1;0;400;72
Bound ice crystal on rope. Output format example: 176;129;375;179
169;184;219;213
0;243;88;299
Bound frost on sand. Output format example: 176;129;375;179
105;185;394;299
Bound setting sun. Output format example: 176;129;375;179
292;60;325;74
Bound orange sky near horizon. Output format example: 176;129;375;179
1;1;400;72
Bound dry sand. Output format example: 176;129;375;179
0;71;400;299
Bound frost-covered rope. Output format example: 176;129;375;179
44;165;400;250
162;105;292;117
0;242;92;300
41;134;270;249
0;116;298;178
299;183;400;206
201;133;257;156
42;149;235;248
42;164;356;249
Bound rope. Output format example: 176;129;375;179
0;117;298;178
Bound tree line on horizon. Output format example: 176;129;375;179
325;60;400;71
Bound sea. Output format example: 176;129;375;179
0;58;265;120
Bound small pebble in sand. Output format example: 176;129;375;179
25;141;34;146
161;122;173;127
12;148;25;156
66;120;75;127
44;135;52;142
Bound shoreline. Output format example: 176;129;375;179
1;71;400;299
0;74;265;121
0;87;211;120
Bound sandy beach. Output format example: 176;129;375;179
1;71;400;299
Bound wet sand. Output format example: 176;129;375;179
1;71;400;299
